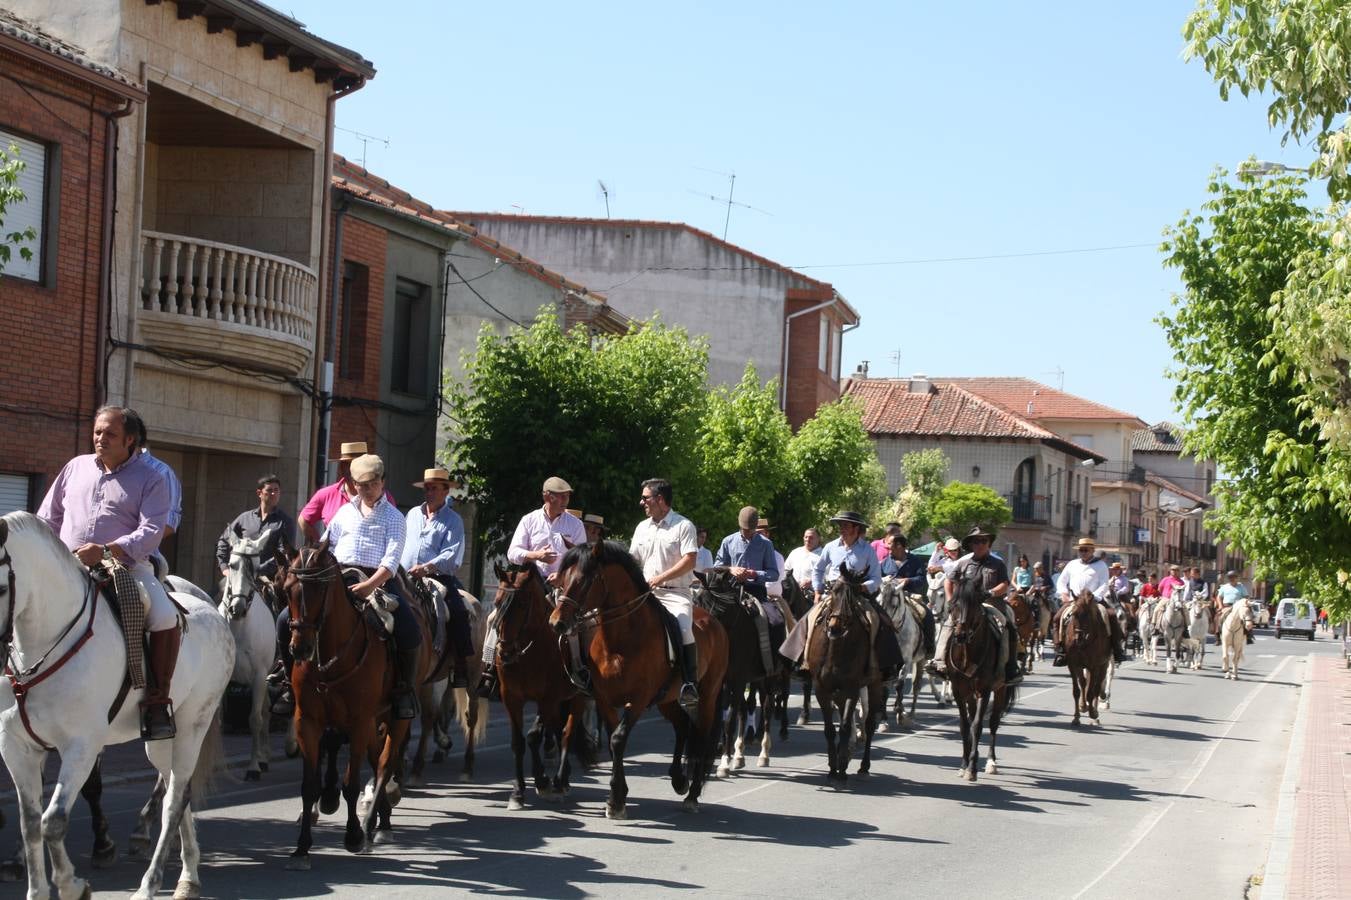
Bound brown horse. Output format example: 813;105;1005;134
1007;590;1035;672
804;563;884;783
945;575;1017;782
549;540;727;818
1063;589;1112;726
493;562;595;810
276;543;433;868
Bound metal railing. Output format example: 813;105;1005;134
1005;493;1050;524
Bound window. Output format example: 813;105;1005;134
391;277;430;396
1071;433;1094;450
338;261;368;380
0;130;47;283
818;315;829;371
0;474;31;514
831;325;842;381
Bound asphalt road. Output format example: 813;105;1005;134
0;627;1340;900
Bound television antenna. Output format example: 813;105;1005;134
889;349;902;378
596;179;612;218
689;167;771;240
1041;366;1065;391
334;125;389;170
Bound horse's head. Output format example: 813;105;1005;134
493;561;547;663
692;566;741;614
823;562;869;639
221;526;275;620
550;540;648;635
1067;589;1099;649
281;540;342;662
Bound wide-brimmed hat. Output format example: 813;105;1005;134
829;510;867;528
339;441;368;461
943;537;961;552
542;476;573;494
413;467;455;488
1075;537;1096;550
1109;561;1123;570
1225;569;1238;578
756;518;772;531
961;525;996;550
565;508;583;519
738;506;759;529
583;513;605;527
350;454;384;483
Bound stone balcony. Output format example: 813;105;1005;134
138;230;317;376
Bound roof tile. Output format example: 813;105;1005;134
943;377;1148;426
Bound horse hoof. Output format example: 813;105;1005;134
386;786;402;808
716;765;729;779
457;770;474;784
128;835;152;859
92;842;118;869
681;798;699;813
244;769;261;782
876;722;889;733
284;739;299;759
733;757;745;771
372;829;393;846
285;854;311;871
604;804;627;820
259;761;270;773
985;761;998;775
173;879;202;900
1071;719;1081;728
962;770;976;783
405;773;425;788
757;757;770;768
346;835;367;855
507;796;525;811
796;715;809;727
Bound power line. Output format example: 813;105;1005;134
446;258;522;327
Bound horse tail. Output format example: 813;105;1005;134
189;708;226;807
1002;683;1018;715
452;687;490;744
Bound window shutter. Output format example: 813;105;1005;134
0;130;46;282
0;474;30;515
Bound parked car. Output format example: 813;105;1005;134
1274;598;1316;641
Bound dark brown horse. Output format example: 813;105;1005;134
783;574;818;727
492;562;595;810
276;543;433;868
1064;588;1111;726
945;575;1017;782
549;540;728;818
1007;589;1035;672
804;563;883;783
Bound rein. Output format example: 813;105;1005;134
556;569;654;632
287;555;372;692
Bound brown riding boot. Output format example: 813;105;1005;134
142;628;180;741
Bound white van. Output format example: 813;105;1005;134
1274;598;1316;641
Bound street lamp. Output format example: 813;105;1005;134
1237;159;1310;177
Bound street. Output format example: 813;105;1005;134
1;629;1341;900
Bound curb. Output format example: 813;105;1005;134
1259;652;1314;899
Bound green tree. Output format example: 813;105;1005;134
775;398;888;541
924;481;1011;540
888;448;950;540
681;363;794;535
0;144;37;273
1160;171;1351;616
444;308;708;559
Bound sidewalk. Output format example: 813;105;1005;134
1265;652;1351;899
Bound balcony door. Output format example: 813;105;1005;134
1013;457;1036;519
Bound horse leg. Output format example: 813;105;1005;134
0;735;53;900
668;709;691;797
287;718;323;870
776;673;790;740
458;686;482;782
79;761;117;870
838;695;857;779
965;691;988;783
131;734;195;900
605;706;637;819
859;684;882;775
407;679;442;788
1070;667;1082;726
526;713;549;797
343;729;371;854
798;679;812;726
984;688;1005;776
817;683;842;782
554;701;576;798
34;740;106;900
319;731;341;816
758;685;773;767
732;690;747;771
717;689;738;779
127;775;165;860
367;726;407;845
955;694;974;778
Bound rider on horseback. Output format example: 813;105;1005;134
880;533;936;658
37;406;181;740
1051;538;1128;666
713;506;780;675
1215;571;1254;645
926;526;1023;686
402;467;475;688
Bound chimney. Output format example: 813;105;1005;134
908;373;931;394
854;360;870;378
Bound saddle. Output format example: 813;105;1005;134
649;594;681;669
407;573;448;657
93;562;187;690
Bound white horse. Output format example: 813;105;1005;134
876;579;942;730
1186;599;1211;670
215;529;283;781
1138;597;1159;665
1152;595;1188;674
1220;601;1254;679
0;512;235;900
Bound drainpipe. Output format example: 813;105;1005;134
779;293;841;411
96;98;137;408
310;78;366;489
314;195;348;488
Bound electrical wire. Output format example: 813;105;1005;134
445;258;522;327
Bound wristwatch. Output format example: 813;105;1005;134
102;544;113;561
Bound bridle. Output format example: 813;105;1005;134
284;547;369;689
495;567;550;665
553;561;652;633
823;579;864;640
223;548;267;620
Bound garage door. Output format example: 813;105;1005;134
0;474;30;515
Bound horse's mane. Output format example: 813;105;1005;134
560;540;650;594
2;511;87;578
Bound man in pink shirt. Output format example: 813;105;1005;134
1157;564;1185;600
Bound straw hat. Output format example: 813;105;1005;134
756;518;772;531
829;510;868;528
565;508;583;518
943;537;962;552
338;441;367;461
413;467;455;488
583;513;605;527
1075;537;1096;550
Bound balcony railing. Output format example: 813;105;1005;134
1067;502;1083;533
139;231;317;375
1005;493;1050;524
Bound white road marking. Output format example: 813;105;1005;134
1071;654;1295;899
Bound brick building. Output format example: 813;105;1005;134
0;11;145;514
444;214;860;428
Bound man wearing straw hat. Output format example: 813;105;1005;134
582;513;607;544
403;467;474;687
1051;536;1128;666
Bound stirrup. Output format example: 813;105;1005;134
271;687;295;716
678;683;699;714
392;689;418;720
474;671;499;700
141;701;176;741
1052;652;1068;667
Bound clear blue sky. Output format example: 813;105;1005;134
286;1;1313;425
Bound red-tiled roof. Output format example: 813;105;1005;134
1131;421;1186;453
942;377;1147;426
844;378;1105;462
444;211;859;325
0;8;144;97
332;157;627;333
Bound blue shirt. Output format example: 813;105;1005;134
714;531;779;585
402;500;465;575
880;552;927;595
813;537;882;593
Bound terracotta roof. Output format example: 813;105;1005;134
332;157;627;333
1131;421;1186;453
444;211;859;325
942;377;1148;426
0;9;144;96
1145;471;1208;507
844;378;1105;462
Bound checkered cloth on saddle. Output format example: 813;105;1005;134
104;561;147;689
